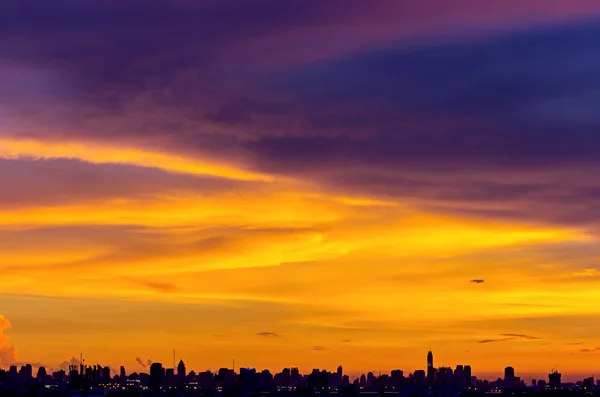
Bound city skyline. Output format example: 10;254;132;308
0;346;594;384
3;0;600;380
0;348;591;395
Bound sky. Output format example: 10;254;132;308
2;0;600;381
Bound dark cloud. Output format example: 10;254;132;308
312;346;326;351
578;348;600;354
257;332;279;337
470;279;485;284
1;1;600;234
500;333;541;340
240;22;600;230
478;334;540;343
478;338;513;344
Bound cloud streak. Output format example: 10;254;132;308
478;334;541;344
257;332;279;337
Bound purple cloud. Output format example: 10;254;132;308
1;0;600;235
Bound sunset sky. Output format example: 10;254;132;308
2;0;600;380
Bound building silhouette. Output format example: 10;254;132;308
464;365;472;388
549;370;561;389
149;362;164;391
454;365;464;388
36;367;47;384
427;350;435;383
505;366;515;380
177;359;186;385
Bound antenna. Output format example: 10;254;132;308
173;349;176;369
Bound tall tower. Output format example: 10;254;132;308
427;350;435;384
464;365;472;388
177;360;186;385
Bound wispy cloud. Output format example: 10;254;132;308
579;347;600;353
500;333;541;340
478;334;541;343
478;338;514;344
257;332;279;337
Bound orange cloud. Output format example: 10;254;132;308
0;315;18;367
0;138;270;182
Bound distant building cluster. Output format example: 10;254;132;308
0;350;593;396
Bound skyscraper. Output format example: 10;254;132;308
177;360;186;385
23;364;33;384
102;366;111;381
438;367;453;386
453;365;464;389
427;350;435;383
549;370;561;389
291;367;300;388
464;365;472;388
149;363;164;391
36;367;47;382
504;366;515;380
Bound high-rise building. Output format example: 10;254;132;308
23;364;33;384
549;371;561;389
413;370;426;386
391;370;404;389
453;365;464;389
342;375;350;386
36;367;47;383
438;367;453;386
504;366;515;380
359;374;366;388
149;363;164;391
464;365;472;388
177;360;186;384
427;350;435;383
165;368;175;387
102;367;111;381
240;368;257;390
366;372;376;389
291;367;300;388
336;365;343;386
